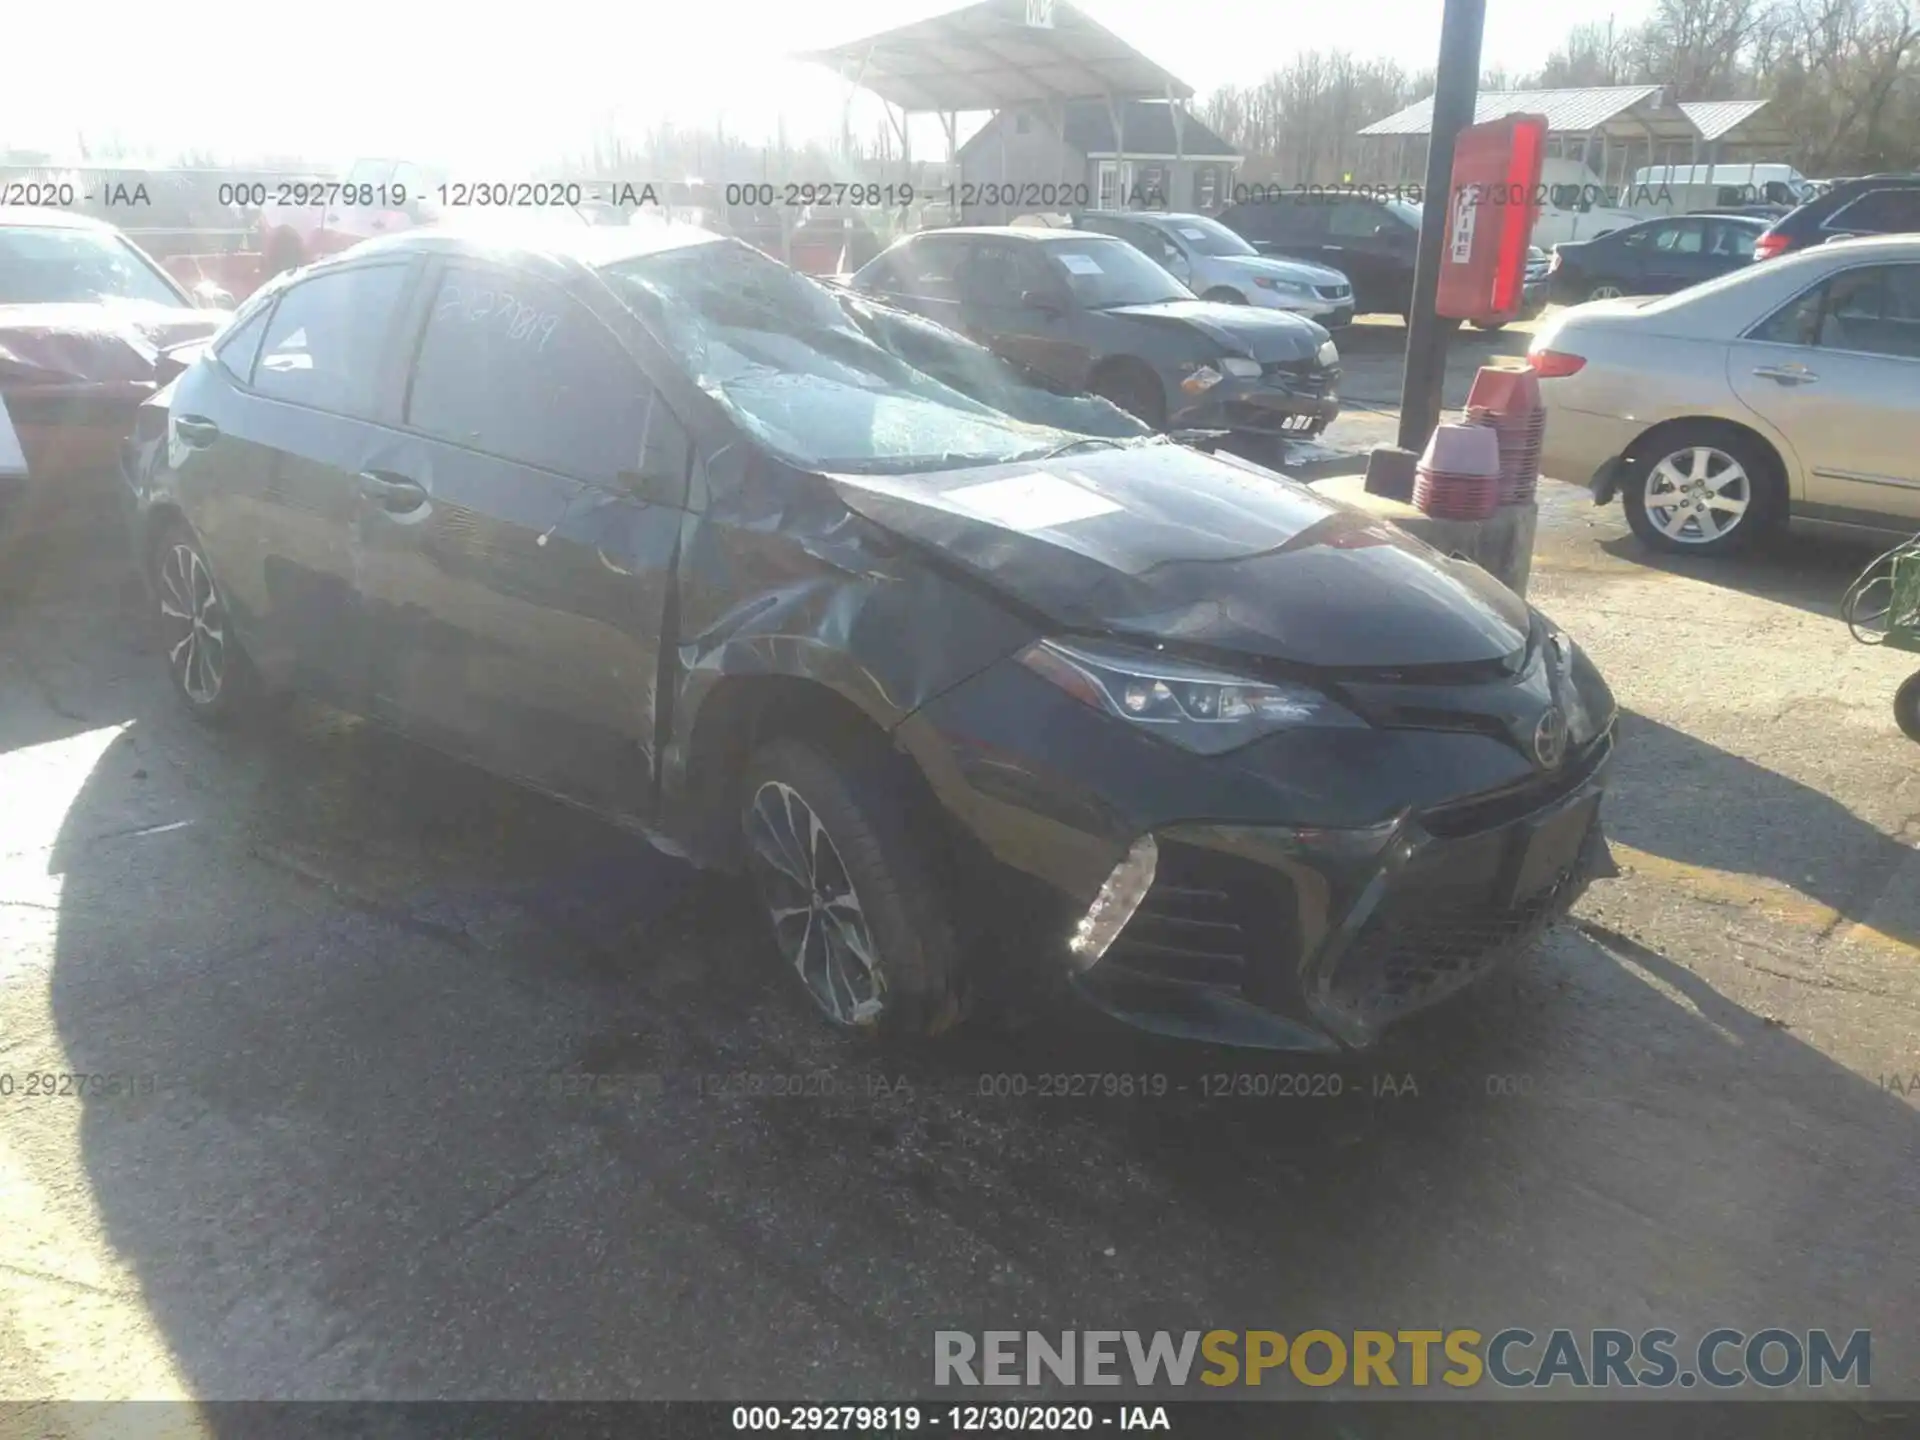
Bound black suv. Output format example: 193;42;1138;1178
1217;193;1421;318
1755;174;1920;261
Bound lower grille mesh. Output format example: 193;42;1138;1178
1328;866;1581;1025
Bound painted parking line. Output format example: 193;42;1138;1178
1608;841;1920;962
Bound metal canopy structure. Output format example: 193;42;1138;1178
798;0;1204;213
1359;85;1692;145
1357;86;1792;188
797;0;1192;115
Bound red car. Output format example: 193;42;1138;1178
0;208;230;502
256;158;445;276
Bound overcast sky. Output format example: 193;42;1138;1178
8;0;1657;171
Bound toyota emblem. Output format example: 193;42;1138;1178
1533;707;1569;769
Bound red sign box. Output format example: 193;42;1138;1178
1436;113;1546;324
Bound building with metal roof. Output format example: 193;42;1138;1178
1357;86;1791;190
799;0;1238;224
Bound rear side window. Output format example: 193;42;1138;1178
1750;264;1920;358
1221;199;1313;242
1327;200;1388;240
1707;222;1758;259
404;265;648;482
252;264;409;417
886;240;966;301
1827;188;1920;233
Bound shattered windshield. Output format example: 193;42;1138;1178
601;239;1151;475
0;226;186;307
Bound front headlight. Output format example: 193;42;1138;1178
1017;638;1366;756
1219;355;1261;379
1254;276;1309;296
1316;339;1339;367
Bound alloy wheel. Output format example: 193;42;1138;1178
1588;283;1625;300
745;780;885;1025
158;542;226;705
1644;446;1751;545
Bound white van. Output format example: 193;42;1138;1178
1631;163;1813;213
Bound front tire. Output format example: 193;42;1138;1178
1202;287;1245;304
1622;426;1782;557
1896;672;1920;743
1090;363;1166;431
150;521;266;725
740;736;967;1041
1587;282;1625;302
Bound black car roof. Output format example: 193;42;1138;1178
315;219;728;279
903;226;1129;244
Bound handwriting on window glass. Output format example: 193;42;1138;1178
436;283;560;351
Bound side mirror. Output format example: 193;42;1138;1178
1021;288;1065;315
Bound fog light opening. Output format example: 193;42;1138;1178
1068;835;1158;970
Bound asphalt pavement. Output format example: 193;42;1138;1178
1;430;1916;1413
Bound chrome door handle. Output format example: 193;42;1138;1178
357;471;428;513
1753;365;1817;385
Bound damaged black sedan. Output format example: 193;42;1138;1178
122;221;1617;1051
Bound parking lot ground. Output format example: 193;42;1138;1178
1;464;1916;1410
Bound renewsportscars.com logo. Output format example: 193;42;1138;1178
933;1329;1872;1390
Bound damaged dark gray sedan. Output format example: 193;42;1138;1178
122;222;1619;1052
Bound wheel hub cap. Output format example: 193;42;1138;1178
1645;446;1751;545
745;781;884;1025
158;543;226;704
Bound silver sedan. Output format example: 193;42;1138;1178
1530;234;1920;555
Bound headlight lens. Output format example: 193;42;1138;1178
1017;638;1366;755
1254;276;1308;296
1219;355;1261;378
1316;339;1339;367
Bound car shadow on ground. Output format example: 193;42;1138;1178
1604;707;1920;950
32;644;1920;1402
1597;526;1903;625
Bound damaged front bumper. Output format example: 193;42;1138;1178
1172;369;1341;441
1073;736;1615;1051
898;653;1618;1052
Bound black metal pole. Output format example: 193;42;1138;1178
1395;0;1487;453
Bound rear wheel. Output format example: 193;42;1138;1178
1090;362;1166;430
1470;319;1508;332
1587;282;1625;302
1202;287;1245;304
740;736;967;1041
1622;425;1783;557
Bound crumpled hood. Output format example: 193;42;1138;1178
1212;253;1350;289
831;444;1531;671
1100;299;1325;361
0;300;228;388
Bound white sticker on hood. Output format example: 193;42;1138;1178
1057;253;1105;275
1177;226;1209;240
0;397;27;479
945;472;1123;530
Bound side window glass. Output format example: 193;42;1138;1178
405;266;647;482
898;242;963;302
1327;201;1385;239
1750;281;1826;348
1830;189;1920;233
253;264;409;416
1650;224;1683;252
1823;265;1920;360
213;301;272;384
